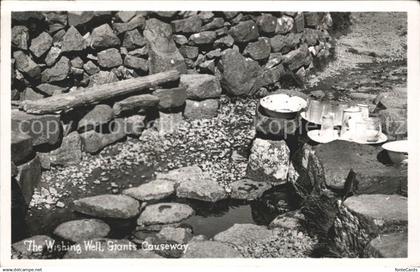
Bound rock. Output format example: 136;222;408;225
35;83;67;96
246;138;290;184
173;34;188;45
214;35;234;49
156;165;203;183
375;88;407;110
73;194;140;219
123;179;175;201
304;12;320;27
198;11;215;23
71;57;84;69
41;56;71;82
229;179;272;201
363;232;407;258
184;99;219;120
61;26;86;52
158;226;193;244
16;156;41;204
214;224;278;247
13;51;41;79
53;219;110;243
180;74;222;100
44;47;61;66
198;60;216;74
228;20;259;43
144;18;187;74
78;104;114;131
124;55;148;71
243;38;271;60
12;25;30;50
172;16;202;34
314;140;406;193
124;114;146;136
11;131;34;165
156;111;185;135
201;17;225;31
275;15;294;34
282;45;312;71
176;174;227;202
113;94;159;116
63;238;160;258
90;24;120;49
269;210;305;229
116;11;136;22
80;124;126;154
97;48;123;68
270;33;302;54
218;48;262;96
112;15;146;35
21;87;45;101
294;12;305;33
88;71;118;87
12;110;62;146
83;60;100;75
256;14;277;34
128;46;148;57
183;241;243;258
153;87;186;110
41;131;82;166
256;64;286;88
333;194;407;257
378;108;407;140
179;45;199;60
29;32;53;58
303;28;320;46
67;11;94;26
122;29;146;50
137;203;194;225
189;31;217;45
12;235;55;259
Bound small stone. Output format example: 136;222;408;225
90;24;121;49
256;14;277;34
243;38;271;60
270;33;302;54
71;57;84;69
44;47;61;66
206;48;221;59
13;51;41;79
214;35;234;49
189;31;217;45
97;48;123;68
12;26;30;50
228;20;259;43
179;45;199;60
83;60;100;75
123;179;175;201
124;55;148;71
29;32;53;58
122;29;146;50
61;26;86;52
128;47;149;57
116;11;136;22
173;34;188;45
172;16;202;34
275;15;294;34
41;56;70;82
55;201;65;208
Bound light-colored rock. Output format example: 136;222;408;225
123;179;175;201
158;226;193;244
183;241;243;258
29;32;52;58
184;99;219;120
90;24;120;49
53;219;110;242
137;203;194;225
61;26;86;52
363;232;407;258
180;74;222;100
214;224;278;247
176;176;227;202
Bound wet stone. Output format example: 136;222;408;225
137;203;194;225
53;219;110;243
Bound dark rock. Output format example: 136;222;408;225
256;14;277;34
256;64;286;87
12;26;30;50
122;29;146;50
78;104;114;131
12;110;62;146
294;12;305;33
35;83;67;96
16;156;41;204
115;11;136;23
270;33;302;54
198;60;216;74
201;17;225;31
137;203;194;225
184;99;219;120
229;179;272;201
269;210;305;230
183;241;242;258
123;179;175;201
39;131;82;167
153;87;187;110
189;31;217;45
304;12;320;27
41;56;71;82
244;38;271;60
214;35;234;49
363;232;407;258
29;32;53;58
153;11;178;19
124;55;148;72
21;87;45;101
222;12;239;20
97;48;123;68
303;29;319;46
179;45;199;60
83;60;100;75
73;194;140;219
11;131;34;165
180;73;222;100
172;16;202;34
13;51;41;79
282;45;312;71
112;15;146;35
143;18;187;74
228;20;259;43
90;24;120;49
44;46;61;66
53;219;110;243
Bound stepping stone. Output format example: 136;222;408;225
122;179;175;201
157;226;193;244
137;203;194;226
213;224;278;247
182;241;243;258
53;219;110;243
363;232;407;258
155;165;203;184
73;194;140;219
333;194;407;257
63;238;161;258
12;235;55;259
229;179;272;201
176;176;227;202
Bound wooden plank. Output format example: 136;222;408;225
21;70;180;114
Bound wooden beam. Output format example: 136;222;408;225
21;70;180;114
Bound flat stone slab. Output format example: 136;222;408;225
73;194;140;219
363;232;407;258
229;179;272;201
176;176;227;202
213;223;278;247
183;241;243;258
63;238;161;258
53;219;110;243
137;203;194;226
314;140;405;193
123;179;175;201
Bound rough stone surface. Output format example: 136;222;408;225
257;14;277;34
83;60;100;75
12;235;55;259
183;241;243;258
229;179;272;201
45;47;61;67
246;138;290;184
275;15;294;34
172;16;202;34
78;104;114;131
73;194;140;219
282;45;312;71
90;24;121;49
137;203;194;225
61;26;86;52
201;17;225;31
124;55;148;71
123;179;175;201
270;33;302;54
214;35;234;49
363;232;407;258
13;51;41;79
153;87;186;110
97;48;123;68
112;15;146;35
41;56;70;82
124;114;146;136
157;226;193;244
80;124;126;154
16;156;41;204
88;71;118;87
179;45;199;60
12;26;30;50
29;32;53;58
40;131;82;167
244;38;271;60
214;224;278;247
189;31;217;45
122;29;146;50
184;99;219;120
228;20;259;43
11;131;34;165
176;174;227;202
269;210;305;230
53;219;110;243
180;74;222;100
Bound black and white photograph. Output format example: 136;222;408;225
1;1;419;270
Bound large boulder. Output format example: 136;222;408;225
73;194;140;219
180;74;222;100
183;99;219;120
123;179;175;201
143;18;186;74
218;49;262;96
183;241;243;258
53;219;110;243
137;203;194;225
246;138;290;184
